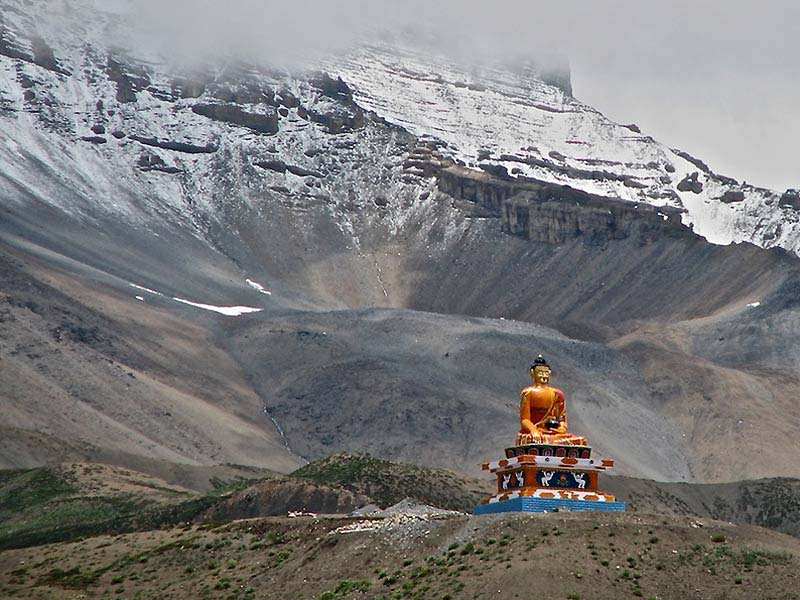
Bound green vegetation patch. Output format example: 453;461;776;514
0;467;252;550
290;453;485;511
33;534;201;590
36;567;100;589
0;468;77;516
677;543;792;572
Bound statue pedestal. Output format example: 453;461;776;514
474;497;625;514
473;445;626;515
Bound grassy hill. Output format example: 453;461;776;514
291;453;492;511
0;464;249;550
0;510;797;600
3;457;800;554
606;476;800;539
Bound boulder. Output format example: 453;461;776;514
623;178;648;189
677;172;703;194
91;124;106;135
278;90;300;108
779;189;800;210
130;135;217;154
137;153;182;174
313;73;353;101
719;190;745;204
255;160;287;173
138;153;165;169
479;163;511;179
286;164;323;178
191;104;279;134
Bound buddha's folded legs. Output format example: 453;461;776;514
516;432;588;446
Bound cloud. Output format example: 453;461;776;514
128;0;575;65
115;1;800;189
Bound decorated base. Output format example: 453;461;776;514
505;444;592;459
476;443;625;514
473;496;626;515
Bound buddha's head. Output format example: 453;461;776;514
530;355;552;385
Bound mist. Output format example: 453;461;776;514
126;0;799;190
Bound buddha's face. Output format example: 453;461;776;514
532;366;551;385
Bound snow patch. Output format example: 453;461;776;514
746;301;761;308
246;278;272;295
131;282;262;316
172;297;263;316
130;283;163;296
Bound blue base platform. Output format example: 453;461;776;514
473;497;626;515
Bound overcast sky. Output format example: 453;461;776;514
132;0;799;191
564;1;800;191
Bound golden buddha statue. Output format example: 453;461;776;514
516;355;588;446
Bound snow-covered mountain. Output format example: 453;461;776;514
332;43;800;251
0;0;800;252
1;0;799;255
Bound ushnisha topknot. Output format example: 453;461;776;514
530;354;549;370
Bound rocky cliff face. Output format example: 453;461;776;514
436;166;688;245
503;196;685;245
